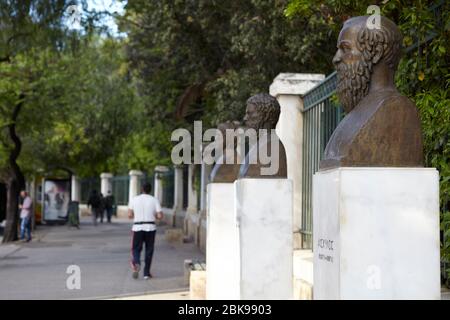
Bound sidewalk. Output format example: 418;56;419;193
109;289;189;300
0;217;204;299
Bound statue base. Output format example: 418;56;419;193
235;178;293;299
206;179;293;299
206;183;239;299
313;167;440;299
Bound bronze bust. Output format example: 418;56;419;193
210;120;242;183
320;16;423;170
239;93;287;178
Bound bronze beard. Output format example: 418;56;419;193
335;57;372;113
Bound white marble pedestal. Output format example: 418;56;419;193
313;168;440;300
234;178;293;299
206;183;239;299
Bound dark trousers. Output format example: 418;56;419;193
132;230;156;276
92;207;102;225
98;208;104;223
106;207;113;223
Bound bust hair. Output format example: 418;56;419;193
246;93;280;128
345;16;403;71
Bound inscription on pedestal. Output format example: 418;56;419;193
317;238;335;263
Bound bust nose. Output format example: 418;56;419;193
332;51;341;66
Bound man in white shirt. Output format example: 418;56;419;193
128;182;163;279
19;190;33;242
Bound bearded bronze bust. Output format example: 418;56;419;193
210;120;242;183
320;16;423;170
239;93;287;178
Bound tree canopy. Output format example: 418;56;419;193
120;0;338;162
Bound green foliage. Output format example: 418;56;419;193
113;122;174;174
0;37;142;178
0;1;147;180
443;211;450;286
395;2;450;283
121;0;338;139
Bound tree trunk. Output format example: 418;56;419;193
3;178;20;242
2;95;25;243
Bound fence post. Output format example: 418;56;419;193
199;162;212;215
154;166;168;204
171;165;184;227
184;164;199;239
198;153;212;251
100;173;113;197
128;170;143;204
270;73;325;249
71;175;81;202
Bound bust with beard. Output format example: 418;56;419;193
320;16;423;170
238;93;287;178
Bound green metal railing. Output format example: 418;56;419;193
301;73;343;249
80;170;174;207
159;168;174;208
80;178;100;203
111;175;129;205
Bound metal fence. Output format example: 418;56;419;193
80;170;174;208
111;175;129;206
80;177;100;203
159;168;174;208
300;73;343;249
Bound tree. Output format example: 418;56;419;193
0;1;141;241
0;0;72;241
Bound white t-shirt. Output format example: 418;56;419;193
128;194;162;232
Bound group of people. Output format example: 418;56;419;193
18;183;163;280
87;190;115;225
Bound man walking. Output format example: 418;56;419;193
128;182;163;280
87;190;101;226
19;190;32;242
104;190;115;223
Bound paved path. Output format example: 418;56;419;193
0;218;204;300
1;218;449;300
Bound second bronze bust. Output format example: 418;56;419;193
239;93;287;179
